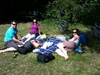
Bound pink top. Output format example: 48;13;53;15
30;23;40;34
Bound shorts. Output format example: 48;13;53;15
4;40;23;50
30;32;39;37
63;41;76;51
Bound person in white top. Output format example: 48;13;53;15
55;28;80;61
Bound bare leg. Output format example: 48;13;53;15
57;43;69;60
0;47;17;53
24;34;35;43
55;49;67;58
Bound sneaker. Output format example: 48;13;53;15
13;52;18;58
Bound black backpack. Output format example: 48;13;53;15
37;53;55;63
17;40;34;54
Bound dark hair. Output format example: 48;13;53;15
72;28;79;33
11;20;16;24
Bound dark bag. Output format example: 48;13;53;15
37;53;55;63
17;40;34;54
17;47;27;54
80;33;88;44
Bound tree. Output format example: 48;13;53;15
43;0;100;24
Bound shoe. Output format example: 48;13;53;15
13;53;18;58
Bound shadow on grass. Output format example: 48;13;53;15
81;31;100;54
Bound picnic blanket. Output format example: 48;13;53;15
36;38;63;54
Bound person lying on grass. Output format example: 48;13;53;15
33;28;80;60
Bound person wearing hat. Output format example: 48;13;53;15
22;19;41;43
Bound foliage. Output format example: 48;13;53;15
42;0;100;24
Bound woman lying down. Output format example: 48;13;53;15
33;28;80;60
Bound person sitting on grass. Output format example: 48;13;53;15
21;19;41;43
0;33;48;54
0;21;24;53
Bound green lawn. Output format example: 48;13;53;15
0;20;100;75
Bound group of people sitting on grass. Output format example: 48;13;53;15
0;19;80;61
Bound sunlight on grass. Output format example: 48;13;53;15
0;20;100;75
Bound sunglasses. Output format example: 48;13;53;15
12;24;17;25
33;22;36;23
73;32;77;33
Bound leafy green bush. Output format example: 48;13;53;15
42;0;100;24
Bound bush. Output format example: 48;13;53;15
42;0;100;24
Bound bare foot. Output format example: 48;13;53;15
0;50;5;54
65;56;69;61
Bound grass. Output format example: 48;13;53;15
0;20;100;75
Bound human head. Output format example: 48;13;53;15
11;21;17;29
33;19;37;24
72;28;79;35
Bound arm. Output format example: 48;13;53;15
69;35;79;41
37;24;40;35
13;37;24;44
38;26;40;35
69;37;75;41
